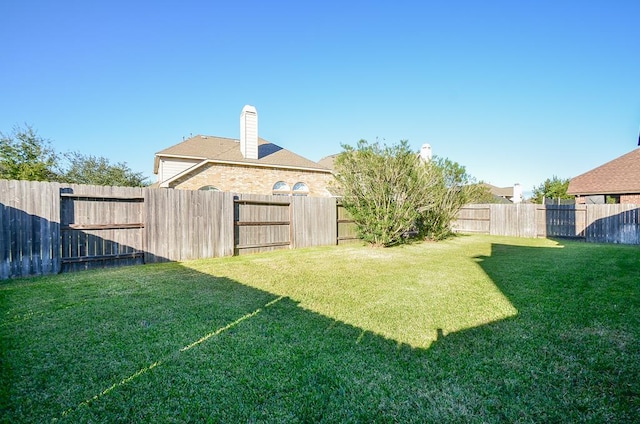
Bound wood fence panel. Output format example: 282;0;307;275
519;204;537;238
457;203;640;244
535;206;546;237
490;205;510;236
144;188;234;262
337;203;359;243
0;180;61;279
234;194;291;255
291;196;337;248
145;188;171;262
0;195;9;279
59;185;145;272
464;204;539;238
543;205;587;239
453;205;490;234
586;204;640;244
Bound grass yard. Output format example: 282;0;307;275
1;235;639;422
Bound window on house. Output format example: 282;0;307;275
199;185;220;191
292;182;309;196
606;195;620;204
272;181;291;196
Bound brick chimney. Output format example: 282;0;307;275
240;105;258;159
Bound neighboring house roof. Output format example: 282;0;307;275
318;154;339;172
481;183;514;198
154;135;332;175
567;148;640;195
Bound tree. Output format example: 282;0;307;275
0;125;59;181
333;139;481;246
417;157;486;240
1;124;149;187
60;152;149;187
531;176;572;204
333;139;439;247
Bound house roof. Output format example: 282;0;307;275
318;154;339;171
154;135;331;174
481;183;514;198
567;148;640;196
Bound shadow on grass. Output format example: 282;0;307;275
2;241;639;422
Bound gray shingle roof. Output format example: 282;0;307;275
567;148;640;195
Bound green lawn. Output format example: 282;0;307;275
1;235;639;422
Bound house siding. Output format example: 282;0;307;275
170;162;335;197
159;157;200;183
622;194;640;204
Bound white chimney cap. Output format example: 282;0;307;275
419;143;432;162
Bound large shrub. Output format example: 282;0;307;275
333;140;438;247
334;140;483;246
417;157;484;240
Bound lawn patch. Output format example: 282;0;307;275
1;235;639;422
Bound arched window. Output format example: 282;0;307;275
292;182;309;196
199;185;220;191
272;181;290;196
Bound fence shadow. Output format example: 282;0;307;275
586;206;640;244
59;187;149;272
0;203;60;279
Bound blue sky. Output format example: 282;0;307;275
1;0;639;195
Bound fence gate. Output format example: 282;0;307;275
60;191;145;272
337;203;358;244
233;196;291;255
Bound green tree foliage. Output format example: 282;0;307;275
334;140;438;247
334;140;482;246
531;176;572;204
60;152;149;187
1;124;149;187
0;125;59;181
417;158;486;240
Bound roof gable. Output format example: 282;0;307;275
567;148;640;195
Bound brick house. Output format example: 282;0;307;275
568;148;640;204
154;106;334;197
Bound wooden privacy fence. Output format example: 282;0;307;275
454;203;640;244
60;189;145;272
0;179;357;279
